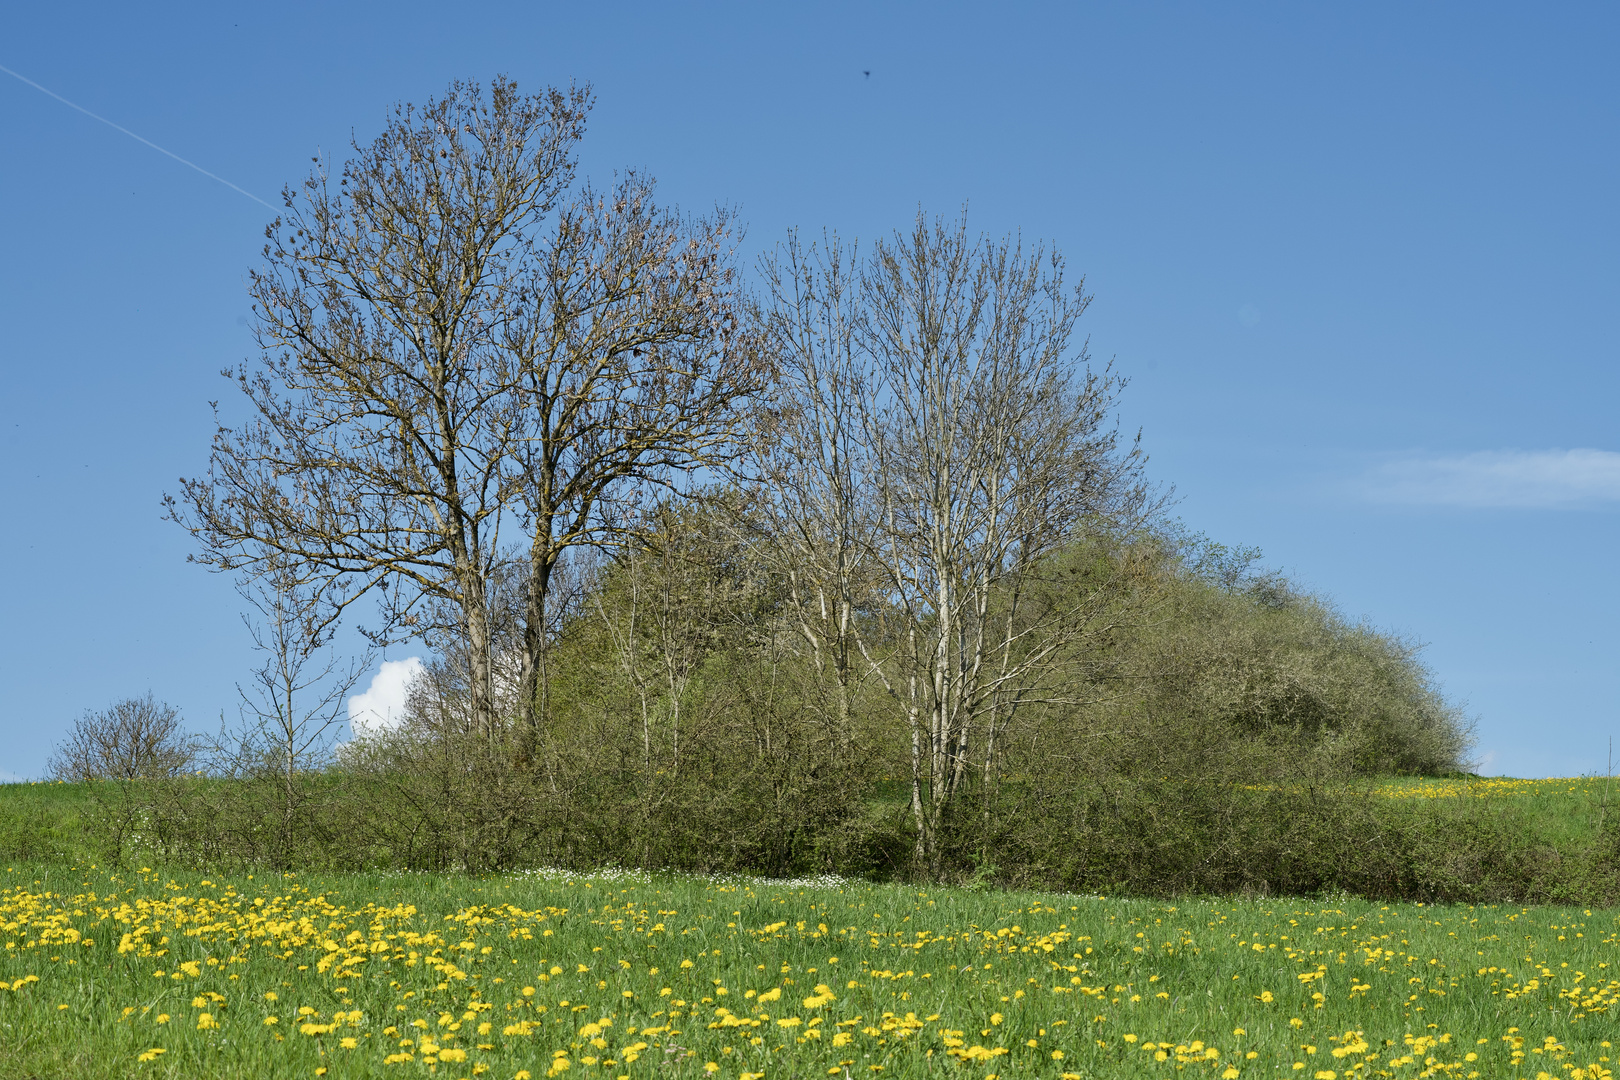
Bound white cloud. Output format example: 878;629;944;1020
348;657;425;738
1361;449;1620;508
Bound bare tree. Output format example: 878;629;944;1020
758;213;1149;875
169;78;760;747
754;233;883;745
220;555;368;867
510;171;763;751
868;215;1150;872
47;694;194;782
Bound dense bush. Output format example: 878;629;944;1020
1129;569;1473;777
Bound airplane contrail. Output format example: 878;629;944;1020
0;61;275;210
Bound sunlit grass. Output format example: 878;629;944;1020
1371;775;1620;849
1372;777;1613;800
2;861;1618;1078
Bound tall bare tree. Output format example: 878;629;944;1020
866;216;1147;872
755;233;881;744
759;214;1149;874
169;78;760;745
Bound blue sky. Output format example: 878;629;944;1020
1;2;1615;779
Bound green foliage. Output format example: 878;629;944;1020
8;770;1620;906
1130;567;1472;776
973;774;1620;904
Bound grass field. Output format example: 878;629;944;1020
1368;777;1619;849
1;859;1617;1080
0;782;99;865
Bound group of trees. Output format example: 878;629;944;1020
49;77;1474;888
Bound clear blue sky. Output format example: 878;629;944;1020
2;2;1615;779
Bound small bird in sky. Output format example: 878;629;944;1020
863;70;871;79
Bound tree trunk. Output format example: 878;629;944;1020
461;583;498;741
518;543;555;761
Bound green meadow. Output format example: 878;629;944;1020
1;858;1616;1080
